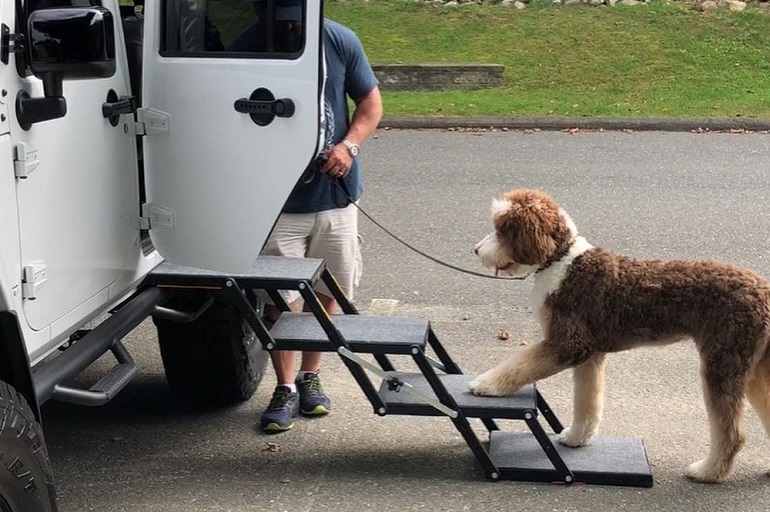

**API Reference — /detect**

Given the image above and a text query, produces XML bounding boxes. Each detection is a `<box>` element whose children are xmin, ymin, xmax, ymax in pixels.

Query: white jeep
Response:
<box><xmin>0</xmin><ymin>1</ymin><xmax>324</xmax><ymax>509</ymax></box>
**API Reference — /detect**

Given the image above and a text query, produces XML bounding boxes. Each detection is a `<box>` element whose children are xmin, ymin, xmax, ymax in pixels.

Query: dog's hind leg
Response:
<box><xmin>468</xmin><ymin>341</ymin><xmax>571</xmax><ymax>397</ymax></box>
<box><xmin>745</xmin><ymin>349</ymin><xmax>770</xmax><ymax>477</ymax></box>
<box><xmin>559</xmin><ymin>353</ymin><xmax>607</xmax><ymax>447</ymax></box>
<box><xmin>686</xmin><ymin>351</ymin><xmax>748</xmax><ymax>484</ymax></box>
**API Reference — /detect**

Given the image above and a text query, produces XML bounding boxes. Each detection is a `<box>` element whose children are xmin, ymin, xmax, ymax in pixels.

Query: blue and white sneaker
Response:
<box><xmin>260</xmin><ymin>385</ymin><xmax>299</xmax><ymax>432</ymax></box>
<box><xmin>297</xmin><ymin>372</ymin><xmax>331</xmax><ymax>416</ymax></box>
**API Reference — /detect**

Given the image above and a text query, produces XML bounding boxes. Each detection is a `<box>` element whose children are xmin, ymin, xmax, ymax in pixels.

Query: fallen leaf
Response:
<box><xmin>263</xmin><ymin>442</ymin><xmax>281</xmax><ymax>453</ymax></box>
<box><xmin>497</xmin><ymin>329</ymin><xmax>511</xmax><ymax>341</ymax></box>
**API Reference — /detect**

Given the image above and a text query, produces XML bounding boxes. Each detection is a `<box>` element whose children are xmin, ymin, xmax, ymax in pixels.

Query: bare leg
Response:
<box><xmin>686</xmin><ymin>360</ymin><xmax>747</xmax><ymax>483</ymax></box>
<box><xmin>299</xmin><ymin>292</ymin><xmax>337</xmax><ymax>372</ymax></box>
<box><xmin>266</xmin><ymin>292</ymin><xmax>338</xmax><ymax>382</ymax></box>
<box><xmin>559</xmin><ymin>353</ymin><xmax>607</xmax><ymax>447</ymax></box>
<box><xmin>264</xmin><ymin>302</ymin><xmax>298</xmax><ymax>386</ymax></box>
<box><xmin>469</xmin><ymin>342</ymin><xmax>571</xmax><ymax>397</ymax></box>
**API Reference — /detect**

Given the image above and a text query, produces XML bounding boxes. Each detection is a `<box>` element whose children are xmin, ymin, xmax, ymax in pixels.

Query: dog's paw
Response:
<box><xmin>685</xmin><ymin>459</ymin><xmax>727</xmax><ymax>484</ymax></box>
<box><xmin>558</xmin><ymin>425</ymin><xmax>593</xmax><ymax>448</ymax></box>
<box><xmin>468</xmin><ymin>373</ymin><xmax>508</xmax><ymax>397</ymax></box>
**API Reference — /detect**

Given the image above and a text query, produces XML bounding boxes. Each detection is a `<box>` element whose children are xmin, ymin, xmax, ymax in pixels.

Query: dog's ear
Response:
<box><xmin>495</xmin><ymin>191</ymin><xmax>570</xmax><ymax>265</ymax></box>
<box><xmin>496</xmin><ymin>207</ymin><xmax>557</xmax><ymax>265</ymax></box>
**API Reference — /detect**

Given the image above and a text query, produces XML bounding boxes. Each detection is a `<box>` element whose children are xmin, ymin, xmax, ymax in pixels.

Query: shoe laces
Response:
<box><xmin>302</xmin><ymin>374</ymin><xmax>324</xmax><ymax>395</ymax></box>
<box><xmin>268</xmin><ymin>388</ymin><xmax>293</xmax><ymax>410</ymax></box>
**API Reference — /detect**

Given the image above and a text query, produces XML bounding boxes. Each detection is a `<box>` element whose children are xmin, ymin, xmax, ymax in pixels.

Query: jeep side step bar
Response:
<box><xmin>50</xmin><ymin>340</ymin><xmax>137</xmax><ymax>406</ymax></box>
<box><xmin>32</xmin><ymin>287</ymin><xmax>169</xmax><ymax>406</ymax></box>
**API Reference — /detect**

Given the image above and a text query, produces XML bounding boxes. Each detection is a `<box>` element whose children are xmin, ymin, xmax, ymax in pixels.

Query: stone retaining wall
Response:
<box><xmin>372</xmin><ymin>63</ymin><xmax>505</xmax><ymax>90</ymax></box>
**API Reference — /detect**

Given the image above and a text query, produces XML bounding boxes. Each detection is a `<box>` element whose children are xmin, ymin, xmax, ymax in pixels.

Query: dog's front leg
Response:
<box><xmin>559</xmin><ymin>353</ymin><xmax>607</xmax><ymax>447</ymax></box>
<box><xmin>469</xmin><ymin>342</ymin><xmax>568</xmax><ymax>397</ymax></box>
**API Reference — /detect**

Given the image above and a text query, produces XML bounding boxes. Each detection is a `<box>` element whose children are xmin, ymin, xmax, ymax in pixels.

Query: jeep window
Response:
<box><xmin>161</xmin><ymin>0</ymin><xmax>307</xmax><ymax>59</ymax></box>
<box><xmin>29</xmin><ymin>0</ymin><xmax>100</xmax><ymax>7</ymax></box>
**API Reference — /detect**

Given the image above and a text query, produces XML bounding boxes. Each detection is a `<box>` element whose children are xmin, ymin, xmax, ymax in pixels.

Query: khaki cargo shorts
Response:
<box><xmin>261</xmin><ymin>203</ymin><xmax>362</xmax><ymax>305</ymax></box>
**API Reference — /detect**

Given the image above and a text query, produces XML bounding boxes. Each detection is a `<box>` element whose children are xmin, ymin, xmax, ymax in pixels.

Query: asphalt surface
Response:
<box><xmin>43</xmin><ymin>126</ymin><xmax>770</xmax><ymax>511</ymax></box>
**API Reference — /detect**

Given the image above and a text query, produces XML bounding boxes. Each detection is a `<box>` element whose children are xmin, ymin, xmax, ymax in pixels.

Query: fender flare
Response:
<box><xmin>0</xmin><ymin>311</ymin><xmax>40</xmax><ymax>421</ymax></box>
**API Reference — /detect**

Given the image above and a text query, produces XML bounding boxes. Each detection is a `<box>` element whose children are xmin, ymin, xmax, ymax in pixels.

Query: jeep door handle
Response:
<box><xmin>234</xmin><ymin>87</ymin><xmax>295</xmax><ymax>126</ymax></box>
<box><xmin>103</xmin><ymin>89</ymin><xmax>137</xmax><ymax>127</ymax></box>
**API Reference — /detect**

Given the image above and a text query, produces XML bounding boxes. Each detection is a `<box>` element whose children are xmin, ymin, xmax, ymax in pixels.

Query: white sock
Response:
<box><xmin>279</xmin><ymin>383</ymin><xmax>297</xmax><ymax>393</ymax></box>
<box><xmin>297</xmin><ymin>371</ymin><xmax>318</xmax><ymax>382</ymax></box>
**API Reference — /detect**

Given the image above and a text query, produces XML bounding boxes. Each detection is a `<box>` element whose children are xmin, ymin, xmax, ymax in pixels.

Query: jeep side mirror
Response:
<box><xmin>16</xmin><ymin>7</ymin><xmax>116</xmax><ymax>130</ymax></box>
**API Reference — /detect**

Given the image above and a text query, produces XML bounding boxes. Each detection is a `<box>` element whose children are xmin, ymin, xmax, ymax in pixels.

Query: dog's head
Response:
<box><xmin>474</xmin><ymin>189</ymin><xmax>577</xmax><ymax>277</ymax></box>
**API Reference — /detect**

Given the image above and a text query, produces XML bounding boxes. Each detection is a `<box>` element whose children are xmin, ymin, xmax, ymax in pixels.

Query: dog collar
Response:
<box><xmin>535</xmin><ymin>235</ymin><xmax>579</xmax><ymax>274</ymax></box>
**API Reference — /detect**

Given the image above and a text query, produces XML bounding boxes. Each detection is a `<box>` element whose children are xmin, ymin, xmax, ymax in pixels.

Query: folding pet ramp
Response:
<box><xmin>145</xmin><ymin>256</ymin><xmax>653</xmax><ymax>488</ymax></box>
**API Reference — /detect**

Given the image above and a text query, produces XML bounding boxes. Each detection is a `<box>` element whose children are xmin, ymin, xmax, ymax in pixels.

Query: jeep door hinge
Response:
<box><xmin>14</xmin><ymin>142</ymin><xmax>39</xmax><ymax>179</ymax></box>
<box><xmin>1</xmin><ymin>25</ymin><xmax>25</xmax><ymax>65</ymax></box>
<box><xmin>133</xmin><ymin>108</ymin><xmax>170</xmax><ymax>136</ymax></box>
<box><xmin>22</xmin><ymin>262</ymin><xmax>47</xmax><ymax>300</ymax></box>
<box><xmin>139</xmin><ymin>203</ymin><xmax>175</xmax><ymax>230</ymax></box>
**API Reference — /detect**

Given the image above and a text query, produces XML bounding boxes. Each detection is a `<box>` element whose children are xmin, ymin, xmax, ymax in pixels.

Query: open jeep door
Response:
<box><xmin>142</xmin><ymin>0</ymin><xmax>323</xmax><ymax>272</ymax></box>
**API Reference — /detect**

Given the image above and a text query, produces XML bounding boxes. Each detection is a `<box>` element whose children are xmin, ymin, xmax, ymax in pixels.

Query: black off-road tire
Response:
<box><xmin>0</xmin><ymin>381</ymin><xmax>57</xmax><ymax>512</ymax></box>
<box><xmin>153</xmin><ymin>292</ymin><xmax>268</xmax><ymax>406</ymax></box>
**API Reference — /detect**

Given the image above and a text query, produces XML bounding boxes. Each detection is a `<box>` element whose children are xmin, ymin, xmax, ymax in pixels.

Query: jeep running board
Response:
<box><xmin>32</xmin><ymin>287</ymin><xmax>169</xmax><ymax>406</ymax></box>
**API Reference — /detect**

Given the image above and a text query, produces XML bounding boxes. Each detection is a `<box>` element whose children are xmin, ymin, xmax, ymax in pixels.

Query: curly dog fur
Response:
<box><xmin>469</xmin><ymin>188</ymin><xmax>770</xmax><ymax>483</ymax></box>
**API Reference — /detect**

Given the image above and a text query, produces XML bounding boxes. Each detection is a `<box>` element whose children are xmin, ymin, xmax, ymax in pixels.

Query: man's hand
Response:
<box><xmin>321</xmin><ymin>86</ymin><xmax>382</xmax><ymax>179</ymax></box>
<box><xmin>321</xmin><ymin>143</ymin><xmax>354</xmax><ymax>178</ymax></box>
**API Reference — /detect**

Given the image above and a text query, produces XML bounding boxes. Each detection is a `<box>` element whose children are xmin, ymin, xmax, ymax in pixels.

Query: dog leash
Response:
<box><xmin>332</xmin><ymin>178</ymin><xmax>527</xmax><ymax>281</ymax></box>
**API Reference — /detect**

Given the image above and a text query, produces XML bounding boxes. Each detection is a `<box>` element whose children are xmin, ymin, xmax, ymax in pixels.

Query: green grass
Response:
<box><xmin>324</xmin><ymin>0</ymin><xmax>770</xmax><ymax>119</ymax></box>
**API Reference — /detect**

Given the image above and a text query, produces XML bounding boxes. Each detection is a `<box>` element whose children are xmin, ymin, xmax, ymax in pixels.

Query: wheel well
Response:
<box><xmin>0</xmin><ymin>312</ymin><xmax>40</xmax><ymax>421</ymax></box>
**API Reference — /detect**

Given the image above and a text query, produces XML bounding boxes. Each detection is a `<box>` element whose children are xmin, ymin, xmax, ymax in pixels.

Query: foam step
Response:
<box><xmin>489</xmin><ymin>431</ymin><xmax>653</xmax><ymax>487</ymax></box>
<box><xmin>377</xmin><ymin>373</ymin><xmax>537</xmax><ymax>418</ymax></box>
<box><xmin>147</xmin><ymin>255</ymin><xmax>325</xmax><ymax>288</ymax></box>
<box><xmin>270</xmin><ymin>313</ymin><xmax>430</xmax><ymax>353</ymax></box>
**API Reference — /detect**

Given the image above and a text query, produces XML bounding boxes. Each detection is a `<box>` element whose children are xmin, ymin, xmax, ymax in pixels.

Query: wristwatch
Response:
<box><xmin>342</xmin><ymin>139</ymin><xmax>360</xmax><ymax>158</ymax></box>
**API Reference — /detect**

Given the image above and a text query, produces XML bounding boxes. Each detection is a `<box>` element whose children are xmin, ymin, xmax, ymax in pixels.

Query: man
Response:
<box><xmin>231</xmin><ymin>1</ymin><xmax>383</xmax><ymax>432</ymax></box>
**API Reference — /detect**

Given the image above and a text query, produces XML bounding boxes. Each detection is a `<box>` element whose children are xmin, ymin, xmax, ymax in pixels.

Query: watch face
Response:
<box><xmin>345</xmin><ymin>140</ymin><xmax>359</xmax><ymax>157</ymax></box>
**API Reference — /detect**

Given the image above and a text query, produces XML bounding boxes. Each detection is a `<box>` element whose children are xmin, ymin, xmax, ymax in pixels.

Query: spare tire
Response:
<box><xmin>153</xmin><ymin>291</ymin><xmax>269</xmax><ymax>406</ymax></box>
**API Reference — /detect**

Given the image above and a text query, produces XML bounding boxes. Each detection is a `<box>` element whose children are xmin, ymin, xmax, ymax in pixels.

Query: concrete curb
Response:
<box><xmin>379</xmin><ymin>116</ymin><xmax>770</xmax><ymax>132</ymax></box>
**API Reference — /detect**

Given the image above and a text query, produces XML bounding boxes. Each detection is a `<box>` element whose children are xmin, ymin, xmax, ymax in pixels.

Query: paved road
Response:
<box><xmin>44</xmin><ymin>129</ymin><xmax>770</xmax><ymax>511</ymax></box>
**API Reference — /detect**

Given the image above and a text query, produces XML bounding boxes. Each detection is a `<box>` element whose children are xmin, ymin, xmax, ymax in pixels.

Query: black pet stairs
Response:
<box><xmin>145</xmin><ymin>255</ymin><xmax>653</xmax><ymax>487</ymax></box>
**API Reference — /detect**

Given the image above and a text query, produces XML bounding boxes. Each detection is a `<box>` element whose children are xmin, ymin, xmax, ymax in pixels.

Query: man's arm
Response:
<box><xmin>322</xmin><ymin>86</ymin><xmax>383</xmax><ymax>177</ymax></box>
<box><xmin>345</xmin><ymin>86</ymin><xmax>383</xmax><ymax>147</ymax></box>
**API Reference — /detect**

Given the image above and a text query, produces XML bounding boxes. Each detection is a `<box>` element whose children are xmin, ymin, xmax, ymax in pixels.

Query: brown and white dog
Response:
<box><xmin>469</xmin><ymin>188</ymin><xmax>770</xmax><ymax>483</ymax></box>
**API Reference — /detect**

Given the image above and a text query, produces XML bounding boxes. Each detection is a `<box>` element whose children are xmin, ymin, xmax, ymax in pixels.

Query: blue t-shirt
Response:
<box><xmin>230</xmin><ymin>20</ymin><xmax>378</xmax><ymax>213</ymax></box>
